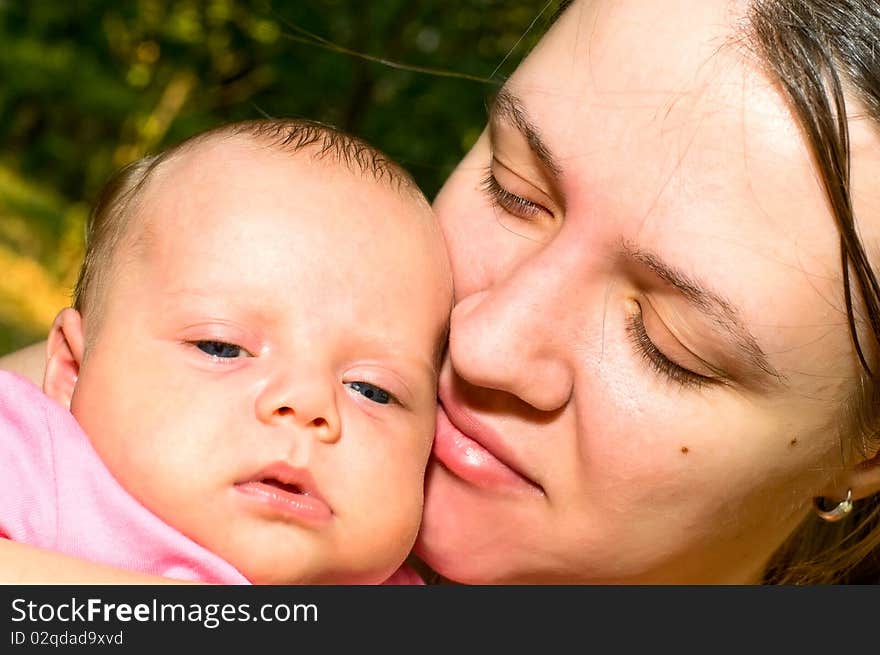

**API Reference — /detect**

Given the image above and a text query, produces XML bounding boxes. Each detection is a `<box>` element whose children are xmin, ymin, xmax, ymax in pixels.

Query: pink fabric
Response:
<box><xmin>0</xmin><ymin>370</ymin><xmax>249</xmax><ymax>584</ymax></box>
<box><xmin>0</xmin><ymin>371</ymin><xmax>423</xmax><ymax>585</ymax></box>
<box><xmin>382</xmin><ymin>563</ymin><xmax>425</xmax><ymax>585</ymax></box>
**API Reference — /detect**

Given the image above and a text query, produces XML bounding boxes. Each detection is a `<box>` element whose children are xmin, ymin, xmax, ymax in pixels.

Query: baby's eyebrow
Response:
<box><xmin>489</xmin><ymin>87</ymin><xmax>562</xmax><ymax>178</ymax></box>
<box><xmin>620</xmin><ymin>239</ymin><xmax>785</xmax><ymax>387</ymax></box>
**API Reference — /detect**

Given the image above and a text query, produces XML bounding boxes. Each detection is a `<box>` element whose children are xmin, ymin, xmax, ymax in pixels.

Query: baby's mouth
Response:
<box><xmin>258</xmin><ymin>479</ymin><xmax>305</xmax><ymax>496</ymax></box>
<box><xmin>234</xmin><ymin>462</ymin><xmax>332</xmax><ymax>524</ymax></box>
<box><xmin>235</xmin><ymin>461</ymin><xmax>325</xmax><ymax>501</ymax></box>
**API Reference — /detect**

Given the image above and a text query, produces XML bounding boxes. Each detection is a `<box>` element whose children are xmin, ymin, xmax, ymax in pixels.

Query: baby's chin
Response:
<box><xmin>225</xmin><ymin>542</ymin><xmax>403</xmax><ymax>585</ymax></box>
<box><xmin>242</xmin><ymin>562</ymin><xmax>399</xmax><ymax>585</ymax></box>
<box><xmin>212</xmin><ymin>508</ymin><xmax>421</xmax><ymax>585</ymax></box>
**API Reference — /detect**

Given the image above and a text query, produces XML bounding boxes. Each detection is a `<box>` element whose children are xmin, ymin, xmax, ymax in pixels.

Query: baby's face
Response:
<box><xmin>69</xmin><ymin>138</ymin><xmax>452</xmax><ymax>583</ymax></box>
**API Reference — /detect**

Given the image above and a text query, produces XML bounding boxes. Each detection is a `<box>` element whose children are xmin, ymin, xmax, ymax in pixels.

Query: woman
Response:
<box><xmin>4</xmin><ymin>0</ymin><xmax>880</xmax><ymax>584</ymax></box>
<box><xmin>416</xmin><ymin>0</ymin><xmax>880</xmax><ymax>584</ymax></box>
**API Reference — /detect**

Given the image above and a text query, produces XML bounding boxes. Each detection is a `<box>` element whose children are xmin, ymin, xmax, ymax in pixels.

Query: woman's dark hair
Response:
<box><xmin>743</xmin><ymin>0</ymin><xmax>880</xmax><ymax>584</ymax></box>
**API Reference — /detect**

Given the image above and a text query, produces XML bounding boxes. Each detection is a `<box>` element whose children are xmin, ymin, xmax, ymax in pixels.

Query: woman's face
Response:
<box><xmin>417</xmin><ymin>0</ymin><xmax>880</xmax><ymax>583</ymax></box>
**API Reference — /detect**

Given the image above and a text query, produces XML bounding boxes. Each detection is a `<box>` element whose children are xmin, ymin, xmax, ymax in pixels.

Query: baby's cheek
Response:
<box><xmin>415</xmin><ymin>406</ymin><xmax>440</xmax><ymax>452</ymax></box>
<box><xmin>374</xmin><ymin>440</ymin><xmax>427</xmax><ymax>518</ymax></box>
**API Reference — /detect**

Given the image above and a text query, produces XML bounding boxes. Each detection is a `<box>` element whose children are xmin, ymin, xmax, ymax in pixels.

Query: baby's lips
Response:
<box><xmin>236</xmin><ymin>461</ymin><xmax>328</xmax><ymax>505</ymax></box>
<box><xmin>234</xmin><ymin>461</ymin><xmax>334</xmax><ymax>525</ymax></box>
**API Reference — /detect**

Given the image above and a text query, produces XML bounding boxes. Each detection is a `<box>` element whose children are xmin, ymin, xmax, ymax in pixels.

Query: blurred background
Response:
<box><xmin>0</xmin><ymin>0</ymin><xmax>561</xmax><ymax>356</ymax></box>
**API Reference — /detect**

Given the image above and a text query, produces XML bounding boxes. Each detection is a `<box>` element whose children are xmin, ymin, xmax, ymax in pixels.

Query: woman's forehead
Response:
<box><xmin>513</xmin><ymin>1</ymin><xmax>769</xmax><ymax>138</ymax></box>
<box><xmin>514</xmin><ymin>0</ymin><xmax>880</xmax><ymax>274</ymax></box>
<box><xmin>502</xmin><ymin>0</ymin><xmax>849</xmax><ymax>249</ymax></box>
<box><xmin>530</xmin><ymin>0</ymin><xmax>745</xmax><ymax>86</ymax></box>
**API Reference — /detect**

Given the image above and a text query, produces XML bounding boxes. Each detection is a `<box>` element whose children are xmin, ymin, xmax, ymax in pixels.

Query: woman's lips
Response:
<box><xmin>234</xmin><ymin>462</ymin><xmax>332</xmax><ymax>525</ymax></box>
<box><xmin>432</xmin><ymin>400</ymin><xmax>544</xmax><ymax>497</ymax></box>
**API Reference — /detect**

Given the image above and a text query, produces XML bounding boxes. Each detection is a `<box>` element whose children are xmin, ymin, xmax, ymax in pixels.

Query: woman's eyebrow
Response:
<box><xmin>489</xmin><ymin>87</ymin><xmax>562</xmax><ymax>177</ymax></box>
<box><xmin>621</xmin><ymin>241</ymin><xmax>785</xmax><ymax>385</ymax></box>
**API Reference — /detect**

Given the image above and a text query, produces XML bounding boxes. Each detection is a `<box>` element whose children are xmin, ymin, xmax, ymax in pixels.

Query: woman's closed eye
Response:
<box><xmin>192</xmin><ymin>340</ymin><xmax>251</xmax><ymax>359</ymax></box>
<box><xmin>347</xmin><ymin>381</ymin><xmax>396</xmax><ymax>405</ymax></box>
<box><xmin>626</xmin><ymin>303</ymin><xmax>721</xmax><ymax>390</ymax></box>
<box><xmin>479</xmin><ymin>155</ymin><xmax>561</xmax><ymax>242</ymax></box>
<box><xmin>481</xmin><ymin>168</ymin><xmax>548</xmax><ymax>221</ymax></box>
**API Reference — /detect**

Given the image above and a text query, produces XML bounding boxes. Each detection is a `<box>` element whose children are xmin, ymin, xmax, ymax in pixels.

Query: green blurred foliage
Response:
<box><xmin>0</xmin><ymin>0</ymin><xmax>563</xmax><ymax>355</ymax></box>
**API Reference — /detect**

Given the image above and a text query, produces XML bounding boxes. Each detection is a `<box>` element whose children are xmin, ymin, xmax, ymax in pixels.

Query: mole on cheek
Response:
<box><xmin>680</xmin><ymin>446</ymin><xmax>689</xmax><ymax>454</ymax></box>
<box><xmin>790</xmin><ymin>438</ymin><xmax>798</xmax><ymax>447</ymax></box>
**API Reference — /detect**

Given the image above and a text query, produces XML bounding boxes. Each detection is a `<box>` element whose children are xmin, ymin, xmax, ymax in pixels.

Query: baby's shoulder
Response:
<box><xmin>0</xmin><ymin>369</ymin><xmax>54</xmax><ymax>420</ymax></box>
<box><xmin>0</xmin><ymin>369</ymin><xmax>80</xmax><ymax>447</ymax></box>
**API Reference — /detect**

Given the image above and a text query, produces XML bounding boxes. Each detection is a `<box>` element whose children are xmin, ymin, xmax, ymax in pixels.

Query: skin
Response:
<box><xmin>43</xmin><ymin>136</ymin><xmax>452</xmax><ymax>584</ymax></box>
<box><xmin>415</xmin><ymin>0</ymin><xmax>880</xmax><ymax>583</ymax></box>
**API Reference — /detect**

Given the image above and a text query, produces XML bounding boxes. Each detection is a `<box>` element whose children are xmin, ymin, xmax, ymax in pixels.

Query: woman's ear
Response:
<box><xmin>839</xmin><ymin>448</ymin><xmax>880</xmax><ymax>503</ymax></box>
<box><xmin>43</xmin><ymin>308</ymin><xmax>85</xmax><ymax>410</ymax></box>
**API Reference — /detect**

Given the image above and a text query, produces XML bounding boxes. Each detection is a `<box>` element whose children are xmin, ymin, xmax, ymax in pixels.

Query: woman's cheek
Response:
<box><xmin>434</xmin><ymin>150</ymin><xmax>494</xmax><ymax>299</ymax></box>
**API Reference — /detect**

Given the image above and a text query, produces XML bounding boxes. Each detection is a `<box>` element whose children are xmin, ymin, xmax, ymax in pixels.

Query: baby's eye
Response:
<box><xmin>347</xmin><ymin>381</ymin><xmax>394</xmax><ymax>405</ymax></box>
<box><xmin>194</xmin><ymin>340</ymin><xmax>247</xmax><ymax>359</ymax></box>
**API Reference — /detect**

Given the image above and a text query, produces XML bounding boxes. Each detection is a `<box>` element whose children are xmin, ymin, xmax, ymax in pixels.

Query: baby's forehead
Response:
<box><xmin>153</xmin><ymin>134</ymin><xmax>307</xmax><ymax>186</ymax></box>
<box><xmin>148</xmin><ymin>132</ymin><xmax>429</xmax><ymax>215</ymax></box>
<box><xmin>133</xmin><ymin>133</ymin><xmax>436</xmax><ymax>253</ymax></box>
<box><xmin>124</xmin><ymin>132</ymin><xmax>447</xmax><ymax>304</ymax></box>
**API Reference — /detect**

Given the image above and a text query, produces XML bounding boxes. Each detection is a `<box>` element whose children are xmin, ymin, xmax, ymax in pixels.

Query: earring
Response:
<box><xmin>813</xmin><ymin>489</ymin><xmax>853</xmax><ymax>522</ymax></box>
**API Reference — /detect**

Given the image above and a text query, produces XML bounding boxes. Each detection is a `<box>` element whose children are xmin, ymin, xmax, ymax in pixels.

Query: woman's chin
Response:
<box><xmin>412</xmin><ymin>533</ymin><xmax>505</xmax><ymax>585</ymax></box>
<box><xmin>416</xmin><ymin>460</ymin><xmax>531</xmax><ymax>584</ymax></box>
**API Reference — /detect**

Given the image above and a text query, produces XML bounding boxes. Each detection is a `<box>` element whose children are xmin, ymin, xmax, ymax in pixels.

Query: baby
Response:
<box><xmin>0</xmin><ymin>119</ymin><xmax>452</xmax><ymax>584</ymax></box>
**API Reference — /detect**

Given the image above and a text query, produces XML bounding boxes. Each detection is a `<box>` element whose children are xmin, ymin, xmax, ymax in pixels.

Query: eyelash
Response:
<box><xmin>347</xmin><ymin>381</ymin><xmax>396</xmax><ymax>406</ymax></box>
<box><xmin>480</xmin><ymin>168</ymin><xmax>545</xmax><ymax>221</ymax></box>
<box><xmin>192</xmin><ymin>340</ymin><xmax>250</xmax><ymax>360</ymax></box>
<box><xmin>626</xmin><ymin>308</ymin><xmax>710</xmax><ymax>390</ymax></box>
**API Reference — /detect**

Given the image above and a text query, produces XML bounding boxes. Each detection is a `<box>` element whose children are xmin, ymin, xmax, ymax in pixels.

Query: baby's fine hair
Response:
<box><xmin>73</xmin><ymin>118</ymin><xmax>427</xmax><ymax>317</ymax></box>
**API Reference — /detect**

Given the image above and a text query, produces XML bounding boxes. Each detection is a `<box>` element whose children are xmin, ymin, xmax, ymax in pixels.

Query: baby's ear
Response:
<box><xmin>43</xmin><ymin>308</ymin><xmax>85</xmax><ymax>410</ymax></box>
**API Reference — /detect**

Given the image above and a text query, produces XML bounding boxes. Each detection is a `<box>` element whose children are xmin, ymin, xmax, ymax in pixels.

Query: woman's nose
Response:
<box><xmin>447</xmin><ymin>251</ymin><xmax>580</xmax><ymax>412</ymax></box>
<box><xmin>254</xmin><ymin>371</ymin><xmax>341</xmax><ymax>443</ymax></box>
